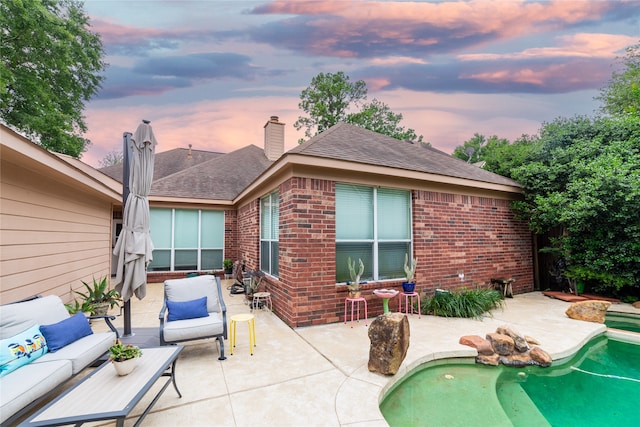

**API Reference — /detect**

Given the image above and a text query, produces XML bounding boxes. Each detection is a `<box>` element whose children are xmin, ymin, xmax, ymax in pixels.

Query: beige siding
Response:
<box><xmin>1</xmin><ymin>155</ymin><xmax>113</xmax><ymax>304</ymax></box>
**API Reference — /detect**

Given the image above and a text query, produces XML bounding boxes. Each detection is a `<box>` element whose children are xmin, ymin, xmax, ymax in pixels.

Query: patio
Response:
<box><xmin>32</xmin><ymin>282</ymin><xmax>616</xmax><ymax>426</ymax></box>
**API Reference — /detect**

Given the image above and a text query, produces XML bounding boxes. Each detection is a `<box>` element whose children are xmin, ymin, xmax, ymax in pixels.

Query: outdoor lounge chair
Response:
<box><xmin>159</xmin><ymin>275</ymin><xmax>228</xmax><ymax>360</ymax></box>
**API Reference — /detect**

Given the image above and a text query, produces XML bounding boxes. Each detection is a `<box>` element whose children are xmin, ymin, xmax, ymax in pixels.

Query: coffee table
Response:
<box><xmin>20</xmin><ymin>346</ymin><xmax>183</xmax><ymax>427</ymax></box>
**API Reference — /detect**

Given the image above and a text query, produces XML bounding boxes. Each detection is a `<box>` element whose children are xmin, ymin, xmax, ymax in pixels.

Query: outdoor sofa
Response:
<box><xmin>0</xmin><ymin>295</ymin><xmax>118</xmax><ymax>425</ymax></box>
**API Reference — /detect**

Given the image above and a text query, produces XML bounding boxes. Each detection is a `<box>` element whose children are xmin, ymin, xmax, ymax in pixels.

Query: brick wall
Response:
<box><xmin>238</xmin><ymin>181</ymin><xmax>534</xmax><ymax>328</ymax></box>
<box><xmin>224</xmin><ymin>209</ymin><xmax>238</xmax><ymax>263</ymax></box>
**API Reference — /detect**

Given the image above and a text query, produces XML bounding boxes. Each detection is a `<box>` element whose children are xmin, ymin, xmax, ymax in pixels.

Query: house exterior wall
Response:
<box><xmin>249</xmin><ymin>177</ymin><xmax>533</xmax><ymax>328</ymax></box>
<box><xmin>1</xmin><ymin>158</ymin><xmax>113</xmax><ymax>304</ymax></box>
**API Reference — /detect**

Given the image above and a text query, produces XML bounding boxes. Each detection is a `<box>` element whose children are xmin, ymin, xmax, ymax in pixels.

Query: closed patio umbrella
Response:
<box><xmin>113</xmin><ymin>120</ymin><xmax>157</xmax><ymax>335</ymax></box>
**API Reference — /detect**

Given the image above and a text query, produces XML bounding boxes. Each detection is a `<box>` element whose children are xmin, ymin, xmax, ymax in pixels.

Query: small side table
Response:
<box><xmin>399</xmin><ymin>291</ymin><xmax>421</xmax><ymax>318</ymax></box>
<box><xmin>344</xmin><ymin>297</ymin><xmax>368</xmax><ymax>327</ymax></box>
<box><xmin>230</xmin><ymin>313</ymin><xmax>256</xmax><ymax>355</ymax></box>
<box><xmin>252</xmin><ymin>291</ymin><xmax>273</xmax><ymax>311</ymax></box>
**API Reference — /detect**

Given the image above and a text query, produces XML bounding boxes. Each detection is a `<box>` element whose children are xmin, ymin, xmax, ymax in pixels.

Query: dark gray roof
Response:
<box><xmin>150</xmin><ymin>145</ymin><xmax>272</xmax><ymax>200</ymax></box>
<box><xmin>288</xmin><ymin>122</ymin><xmax>520</xmax><ymax>187</ymax></box>
<box><xmin>99</xmin><ymin>148</ymin><xmax>222</xmax><ymax>183</ymax></box>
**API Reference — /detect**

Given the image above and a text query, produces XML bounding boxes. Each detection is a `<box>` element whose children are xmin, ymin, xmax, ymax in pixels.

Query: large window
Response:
<box><xmin>336</xmin><ymin>183</ymin><xmax>411</xmax><ymax>282</ymax></box>
<box><xmin>260</xmin><ymin>191</ymin><xmax>279</xmax><ymax>276</ymax></box>
<box><xmin>148</xmin><ymin>208</ymin><xmax>224</xmax><ymax>271</ymax></box>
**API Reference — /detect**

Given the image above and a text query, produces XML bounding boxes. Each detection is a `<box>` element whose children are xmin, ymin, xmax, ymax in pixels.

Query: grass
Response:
<box><xmin>421</xmin><ymin>288</ymin><xmax>504</xmax><ymax>319</ymax></box>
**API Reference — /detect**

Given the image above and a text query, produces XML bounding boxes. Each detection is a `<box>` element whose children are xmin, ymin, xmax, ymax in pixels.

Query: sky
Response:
<box><xmin>80</xmin><ymin>0</ymin><xmax>639</xmax><ymax>167</ymax></box>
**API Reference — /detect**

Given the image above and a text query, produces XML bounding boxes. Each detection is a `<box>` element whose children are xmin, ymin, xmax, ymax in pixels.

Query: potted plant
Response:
<box><xmin>347</xmin><ymin>257</ymin><xmax>365</xmax><ymax>298</ymax></box>
<box><xmin>402</xmin><ymin>253</ymin><xmax>418</xmax><ymax>293</ymax></box>
<box><xmin>108</xmin><ymin>339</ymin><xmax>143</xmax><ymax>376</ymax></box>
<box><xmin>75</xmin><ymin>276</ymin><xmax>120</xmax><ymax>316</ymax></box>
<box><xmin>223</xmin><ymin>258</ymin><xmax>233</xmax><ymax>274</ymax></box>
<box><xmin>64</xmin><ymin>299</ymin><xmax>93</xmax><ymax>316</ymax></box>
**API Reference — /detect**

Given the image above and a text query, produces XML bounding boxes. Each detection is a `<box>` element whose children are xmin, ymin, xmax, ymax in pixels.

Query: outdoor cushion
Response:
<box><xmin>0</xmin><ymin>359</ymin><xmax>71</xmax><ymax>424</ymax></box>
<box><xmin>35</xmin><ymin>330</ymin><xmax>116</xmax><ymax>375</ymax></box>
<box><xmin>0</xmin><ymin>295</ymin><xmax>69</xmax><ymax>339</ymax></box>
<box><xmin>164</xmin><ymin>275</ymin><xmax>220</xmax><ymax>313</ymax></box>
<box><xmin>40</xmin><ymin>313</ymin><xmax>93</xmax><ymax>352</ymax></box>
<box><xmin>162</xmin><ymin>312</ymin><xmax>225</xmax><ymax>343</ymax></box>
<box><xmin>167</xmin><ymin>296</ymin><xmax>209</xmax><ymax>322</ymax></box>
<box><xmin>0</xmin><ymin>324</ymin><xmax>48</xmax><ymax>377</ymax></box>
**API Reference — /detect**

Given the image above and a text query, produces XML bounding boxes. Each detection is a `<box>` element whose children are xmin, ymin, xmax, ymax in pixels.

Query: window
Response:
<box><xmin>335</xmin><ymin>183</ymin><xmax>411</xmax><ymax>282</ymax></box>
<box><xmin>148</xmin><ymin>208</ymin><xmax>224</xmax><ymax>271</ymax></box>
<box><xmin>260</xmin><ymin>191</ymin><xmax>279</xmax><ymax>276</ymax></box>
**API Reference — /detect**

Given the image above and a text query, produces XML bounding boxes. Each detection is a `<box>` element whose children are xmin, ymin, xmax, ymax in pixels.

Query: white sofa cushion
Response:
<box><xmin>162</xmin><ymin>313</ymin><xmax>224</xmax><ymax>343</ymax></box>
<box><xmin>164</xmin><ymin>275</ymin><xmax>220</xmax><ymax>313</ymax></box>
<box><xmin>0</xmin><ymin>359</ymin><xmax>71</xmax><ymax>424</ymax></box>
<box><xmin>35</xmin><ymin>331</ymin><xmax>116</xmax><ymax>375</ymax></box>
<box><xmin>0</xmin><ymin>295</ymin><xmax>69</xmax><ymax>339</ymax></box>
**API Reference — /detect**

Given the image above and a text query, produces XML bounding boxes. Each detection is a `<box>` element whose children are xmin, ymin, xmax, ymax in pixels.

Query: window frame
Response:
<box><xmin>260</xmin><ymin>190</ymin><xmax>279</xmax><ymax>277</ymax></box>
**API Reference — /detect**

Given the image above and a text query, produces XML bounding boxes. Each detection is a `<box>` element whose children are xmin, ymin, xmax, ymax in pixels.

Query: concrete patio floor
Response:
<box><xmin>39</xmin><ymin>281</ymin><xmax>639</xmax><ymax>426</ymax></box>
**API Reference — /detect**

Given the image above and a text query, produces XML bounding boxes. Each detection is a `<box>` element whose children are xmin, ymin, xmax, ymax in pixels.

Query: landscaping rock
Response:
<box><xmin>368</xmin><ymin>313</ymin><xmax>409</xmax><ymax>375</ymax></box>
<box><xmin>525</xmin><ymin>335</ymin><xmax>540</xmax><ymax>345</ymax></box>
<box><xmin>633</xmin><ymin>301</ymin><xmax>640</xmax><ymax>309</ymax></box>
<box><xmin>496</xmin><ymin>326</ymin><xmax>529</xmax><ymax>353</ymax></box>
<box><xmin>476</xmin><ymin>353</ymin><xmax>501</xmax><ymax>366</ymax></box>
<box><xmin>500</xmin><ymin>353</ymin><xmax>537</xmax><ymax>367</ymax></box>
<box><xmin>459</xmin><ymin>335</ymin><xmax>494</xmax><ymax>355</ymax></box>
<box><xmin>565</xmin><ymin>300</ymin><xmax>611</xmax><ymax>323</ymax></box>
<box><xmin>530</xmin><ymin>346</ymin><xmax>552</xmax><ymax>367</ymax></box>
<box><xmin>486</xmin><ymin>332</ymin><xmax>514</xmax><ymax>356</ymax></box>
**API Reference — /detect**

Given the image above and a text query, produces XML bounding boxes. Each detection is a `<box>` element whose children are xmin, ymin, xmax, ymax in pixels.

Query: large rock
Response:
<box><xmin>486</xmin><ymin>333</ymin><xmax>514</xmax><ymax>356</ymax></box>
<box><xmin>459</xmin><ymin>335</ymin><xmax>494</xmax><ymax>355</ymax></box>
<box><xmin>496</xmin><ymin>326</ymin><xmax>529</xmax><ymax>353</ymax></box>
<box><xmin>530</xmin><ymin>346</ymin><xmax>552</xmax><ymax>367</ymax></box>
<box><xmin>500</xmin><ymin>353</ymin><xmax>537</xmax><ymax>367</ymax></box>
<box><xmin>633</xmin><ymin>301</ymin><xmax>640</xmax><ymax>309</ymax></box>
<box><xmin>368</xmin><ymin>313</ymin><xmax>410</xmax><ymax>375</ymax></box>
<box><xmin>476</xmin><ymin>353</ymin><xmax>501</xmax><ymax>366</ymax></box>
<box><xmin>565</xmin><ymin>300</ymin><xmax>611</xmax><ymax>323</ymax></box>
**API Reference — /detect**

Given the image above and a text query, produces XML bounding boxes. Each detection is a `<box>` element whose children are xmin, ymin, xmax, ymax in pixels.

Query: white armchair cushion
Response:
<box><xmin>162</xmin><ymin>313</ymin><xmax>224</xmax><ymax>343</ymax></box>
<box><xmin>164</xmin><ymin>275</ymin><xmax>220</xmax><ymax>313</ymax></box>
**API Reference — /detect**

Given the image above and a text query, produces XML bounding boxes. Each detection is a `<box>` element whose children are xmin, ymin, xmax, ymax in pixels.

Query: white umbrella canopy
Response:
<box><xmin>113</xmin><ymin>121</ymin><xmax>157</xmax><ymax>302</ymax></box>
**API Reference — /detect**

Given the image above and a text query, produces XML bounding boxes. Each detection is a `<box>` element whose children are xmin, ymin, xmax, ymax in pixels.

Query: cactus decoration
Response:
<box><xmin>347</xmin><ymin>257</ymin><xmax>365</xmax><ymax>291</ymax></box>
<box><xmin>404</xmin><ymin>253</ymin><xmax>418</xmax><ymax>283</ymax></box>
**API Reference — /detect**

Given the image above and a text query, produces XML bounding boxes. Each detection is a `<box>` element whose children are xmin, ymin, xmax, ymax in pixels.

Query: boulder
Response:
<box><xmin>476</xmin><ymin>353</ymin><xmax>501</xmax><ymax>366</ymax></box>
<box><xmin>633</xmin><ymin>301</ymin><xmax>640</xmax><ymax>309</ymax></box>
<box><xmin>459</xmin><ymin>335</ymin><xmax>494</xmax><ymax>355</ymax></box>
<box><xmin>368</xmin><ymin>313</ymin><xmax>410</xmax><ymax>375</ymax></box>
<box><xmin>486</xmin><ymin>333</ymin><xmax>514</xmax><ymax>356</ymax></box>
<box><xmin>525</xmin><ymin>335</ymin><xmax>540</xmax><ymax>346</ymax></box>
<box><xmin>530</xmin><ymin>346</ymin><xmax>552</xmax><ymax>367</ymax></box>
<box><xmin>499</xmin><ymin>353</ymin><xmax>537</xmax><ymax>367</ymax></box>
<box><xmin>565</xmin><ymin>300</ymin><xmax>612</xmax><ymax>323</ymax></box>
<box><xmin>496</xmin><ymin>326</ymin><xmax>529</xmax><ymax>353</ymax></box>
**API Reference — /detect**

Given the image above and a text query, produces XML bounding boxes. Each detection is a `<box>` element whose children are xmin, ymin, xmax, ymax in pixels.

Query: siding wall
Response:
<box><xmin>0</xmin><ymin>160</ymin><xmax>113</xmax><ymax>304</ymax></box>
<box><xmin>252</xmin><ymin>177</ymin><xmax>533</xmax><ymax>328</ymax></box>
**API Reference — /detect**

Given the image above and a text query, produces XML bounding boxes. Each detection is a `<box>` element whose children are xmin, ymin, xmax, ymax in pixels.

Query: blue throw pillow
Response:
<box><xmin>40</xmin><ymin>312</ymin><xmax>93</xmax><ymax>352</ymax></box>
<box><xmin>0</xmin><ymin>324</ymin><xmax>48</xmax><ymax>377</ymax></box>
<box><xmin>167</xmin><ymin>296</ymin><xmax>209</xmax><ymax>322</ymax></box>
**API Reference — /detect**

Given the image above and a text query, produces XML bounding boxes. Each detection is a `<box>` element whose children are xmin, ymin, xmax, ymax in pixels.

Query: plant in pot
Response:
<box><xmin>402</xmin><ymin>253</ymin><xmax>418</xmax><ymax>293</ymax></box>
<box><xmin>223</xmin><ymin>258</ymin><xmax>233</xmax><ymax>274</ymax></box>
<box><xmin>108</xmin><ymin>339</ymin><xmax>143</xmax><ymax>376</ymax></box>
<box><xmin>75</xmin><ymin>276</ymin><xmax>120</xmax><ymax>316</ymax></box>
<box><xmin>64</xmin><ymin>299</ymin><xmax>94</xmax><ymax>316</ymax></box>
<box><xmin>347</xmin><ymin>257</ymin><xmax>365</xmax><ymax>298</ymax></box>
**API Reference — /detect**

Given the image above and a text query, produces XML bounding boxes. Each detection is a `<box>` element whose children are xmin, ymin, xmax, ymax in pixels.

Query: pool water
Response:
<box><xmin>380</xmin><ymin>336</ymin><xmax>640</xmax><ymax>427</ymax></box>
<box><xmin>605</xmin><ymin>313</ymin><xmax>640</xmax><ymax>333</ymax></box>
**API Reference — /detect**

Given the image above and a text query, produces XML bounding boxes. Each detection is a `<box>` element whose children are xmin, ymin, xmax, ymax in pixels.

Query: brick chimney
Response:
<box><xmin>264</xmin><ymin>115</ymin><xmax>284</xmax><ymax>161</ymax></box>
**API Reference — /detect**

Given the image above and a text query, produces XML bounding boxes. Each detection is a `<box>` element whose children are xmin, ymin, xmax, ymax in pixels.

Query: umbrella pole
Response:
<box><xmin>122</xmin><ymin>131</ymin><xmax>133</xmax><ymax>337</ymax></box>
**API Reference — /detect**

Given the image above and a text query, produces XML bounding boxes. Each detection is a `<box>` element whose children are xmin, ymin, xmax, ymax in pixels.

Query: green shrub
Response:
<box><xmin>421</xmin><ymin>288</ymin><xmax>504</xmax><ymax>319</ymax></box>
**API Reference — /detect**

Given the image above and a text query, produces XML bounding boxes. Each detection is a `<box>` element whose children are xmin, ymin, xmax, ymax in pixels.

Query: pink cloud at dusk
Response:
<box><xmin>80</xmin><ymin>1</ymin><xmax>638</xmax><ymax>168</ymax></box>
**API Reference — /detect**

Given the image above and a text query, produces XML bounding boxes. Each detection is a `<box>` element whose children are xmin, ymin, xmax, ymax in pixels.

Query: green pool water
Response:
<box><xmin>605</xmin><ymin>313</ymin><xmax>640</xmax><ymax>333</ymax></box>
<box><xmin>380</xmin><ymin>335</ymin><xmax>640</xmax><ymax>427</ymax></box>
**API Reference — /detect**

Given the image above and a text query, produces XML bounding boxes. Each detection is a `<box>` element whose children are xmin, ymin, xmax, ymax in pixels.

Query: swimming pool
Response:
<box><xmin>380</xmin><ymin>334</ymin><xmax>640</xmax><ymax>427</ymax></box>
<box><xmin>605</xmin><ymin>312</ymin><xmax>640</xmax><ymax>333</ymax></box>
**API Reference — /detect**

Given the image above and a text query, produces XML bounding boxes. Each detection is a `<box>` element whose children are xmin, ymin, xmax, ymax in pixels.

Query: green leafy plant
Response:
<box><xmin>223</xmin><ymin>259</ymin><xmax>233</xmax><ymax>271</ymax></box>
<box><xmin>64</xmin><ymin>299</ymin><xmax>93</xmax><ymax>315</ymax></box>
<box><xmin>108</xmin><ymin>340</ymin><xmax>142</xmax><ymax>362</ymax></box>
<box><xmin>75</xmin><ymin>276</ymin><xmax>120</xmax><ymax>314</ymax></box>
<box><xmin>422</xmin><ymin>288</ymin><xmax>504</xmax><ymax>319</ymax></box>
<box><xmin>403</xmin><ymin>253</ymin><xmax>418</xmax><ymax>283</ymax></box>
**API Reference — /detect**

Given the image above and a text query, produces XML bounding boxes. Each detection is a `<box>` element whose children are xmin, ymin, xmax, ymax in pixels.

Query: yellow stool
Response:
<box><xmin>230</xmin><ymin>313</ymin><xmax>256</xmax><ymax>355</ymax></box>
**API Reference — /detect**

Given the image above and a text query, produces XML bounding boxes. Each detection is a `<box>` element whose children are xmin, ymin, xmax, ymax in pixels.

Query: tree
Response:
<box><xmin>596</xmin><ymin>42</ymin><xmax>640</xmax><ymax>116</ymax></box>
<box><xmin>511</xmin><ymin>115</ymin><xmax>640</xmax><ymax>291</ymax></box>
<box><xmin>452</xmin><ymin>133</ymin><xmax>509</xmax><ymax>164</ymax></box>
<box><xmin>100</xmin><ymin>150</ymin><xmax>123</xmax><ymax>168</ymax></box>
<box><xmin>0</xmin><ymin>0</ymin><xmax>106</xmax><ymax>157</ymax></box>
<box><xmin>294</xmin><ymin>71</ymin><xmax>424</xmax><ymax>143</ymax></box>
<box><xmin>348</xmin><ymin>98</ymin><xmax>424</xmax><ymax>143</ymax></box>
